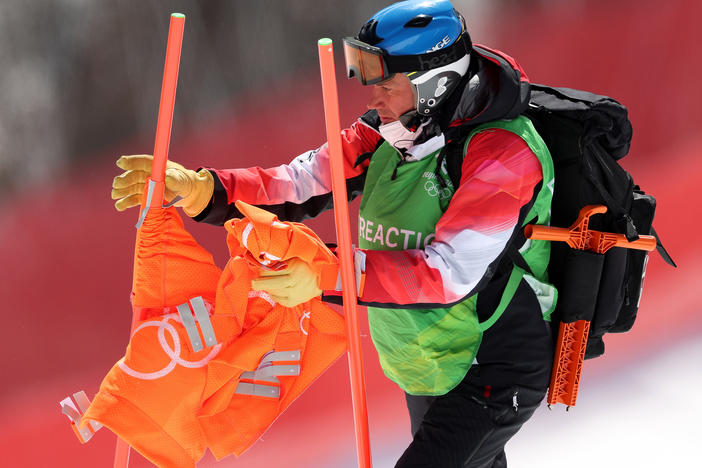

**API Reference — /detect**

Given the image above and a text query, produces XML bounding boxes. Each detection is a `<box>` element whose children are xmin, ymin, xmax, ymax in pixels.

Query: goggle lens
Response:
<box><xmin>343</xmin><ymin>38</ymin><xmax>389</xmax><ymax>86</ymax></box>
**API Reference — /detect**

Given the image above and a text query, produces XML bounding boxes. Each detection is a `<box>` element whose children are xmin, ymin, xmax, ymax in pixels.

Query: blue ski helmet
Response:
<box><xmin>343</xmin><ymin>0</ymin><xmax>472</xmax><ymax>116</ymax></box>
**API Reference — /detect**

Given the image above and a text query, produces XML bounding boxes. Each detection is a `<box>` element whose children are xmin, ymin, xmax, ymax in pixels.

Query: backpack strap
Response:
<box><xmin>440</xmin><ymin>138</ymin><xmax>466</xmax><ymax>190</ymax></box>
<box><xmin>584</xmin><ymin>143</ymin><xmax>641</xmax><ymax>241</ymax></box>
<box><xmin>651</xmin><ymin>226</ymin><xmax>677</xmax><ymax>267</ymax></box>
<box><xmin>508</xmin><ymin>242</ymin><xmax>533</xmax><ymax>274</ymax></box>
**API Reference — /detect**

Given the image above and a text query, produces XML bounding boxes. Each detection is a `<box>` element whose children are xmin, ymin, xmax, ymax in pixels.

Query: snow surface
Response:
<box><xmin>286</xmin><ymin>334</ymin><xmax>702</xmax><ymax>468</ymax></box>
<box><xmin>508</xmin><ymin>335</ymin><xmax>702</xmax><ymax>468</ymax></box>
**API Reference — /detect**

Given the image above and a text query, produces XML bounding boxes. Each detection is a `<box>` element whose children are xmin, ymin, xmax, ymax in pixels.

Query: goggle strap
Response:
<box><xmin>384</xmin><ymin>34</ymin><xmax>472</xmax><ymax>73</ymax></box>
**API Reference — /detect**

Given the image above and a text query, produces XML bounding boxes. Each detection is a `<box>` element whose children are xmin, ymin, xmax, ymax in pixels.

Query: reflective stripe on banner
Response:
<box><xmin>240</xmin><ymin>370</ymin><xmax>276</xmax><ymax>383</ymax></box>
<box><xmin>176</xmin><ymin>296</ymin><xmax>218</xmax><ymax>352</ymax></box>
<box><xmin>234</xmin><ymin>382</ymin><xmax>281</xmax><ymax>399</ymax></box>
<box><xmin>59</xmin><ymin>391</ymin><xmax>102</xmax><ymax>443</ymax></box>
<box><xmin>135</xmin><ymin>179</ymin><xmax>157</xmax><ymax>229</ymax></box>
<box><xmin>190</xmin><ymin>296</ymin><xmax>218</xmax><ymax>348</ymax></box>
<box><xmin>261</xmin><ymin>350</ymin><xmax>301</xmax><ymax>365</ymax></box>
<box><xmin>176</xmin><ymin>302</ymin><xmax>204</xmax><ymax>352</ymax></box>
<box><xmin>73</xmin><ymin>391</ymin><xmax>101</xmax><ymax>432</ymax></box>
<box><xmin>240</xmin><ymin>364</ymin><xmax>300</xmax><ymax>383</ymax></box>
<box><xmin>234</xmin><ymin>350</ymin><xmax>302</xmax><ymax>399</ymax></box>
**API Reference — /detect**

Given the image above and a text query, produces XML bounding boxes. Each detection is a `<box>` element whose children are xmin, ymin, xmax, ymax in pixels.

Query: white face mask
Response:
<box><xmin>378</xmin><ymin>119</ymin><xmax>423</xmax><ymax>153</ymax></box>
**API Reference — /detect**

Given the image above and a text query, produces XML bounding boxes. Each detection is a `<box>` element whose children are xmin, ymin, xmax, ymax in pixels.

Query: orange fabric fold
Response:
<box><xmin>131</xmin><ymin>206</ymin><xmax>222</xmax><ymax>313</ymax></box>
<box><xmin>82</xmin><ymin>203</ymin><xmax>346</xmax><ymax>467</ymax></box>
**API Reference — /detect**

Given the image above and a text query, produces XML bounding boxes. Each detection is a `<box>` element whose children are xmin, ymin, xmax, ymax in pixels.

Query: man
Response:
<box><xmin>112</xmin><ymin>1</ymin><xmax>556</xmax><ymax>466</ymax></box>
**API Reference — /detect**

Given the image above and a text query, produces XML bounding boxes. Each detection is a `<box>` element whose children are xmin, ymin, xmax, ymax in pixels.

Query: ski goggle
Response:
<box><xmin>343</xmin><ymin>33</ymin><xmax>473</xmax><ymax>86</ymax></box>
<box><xmin>342</xmin><ymin>37</ymin><xmax>391</xmax><ymax>85</ymax></box>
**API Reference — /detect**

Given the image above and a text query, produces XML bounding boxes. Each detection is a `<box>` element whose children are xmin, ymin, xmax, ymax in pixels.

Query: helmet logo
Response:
<box><xmin>435</xmin><ymin>76</ymin><xmax>449</xmax><ymax>97</ymax></box>
<box><xmin>418</xmin><ymin>49</ymin><xmax>459</xmax><ymax>70</ymax></box>
<box><xmin>429</xmin><ymin>35</ymin><xmax>451</xmax><ymax>52</ymax></box>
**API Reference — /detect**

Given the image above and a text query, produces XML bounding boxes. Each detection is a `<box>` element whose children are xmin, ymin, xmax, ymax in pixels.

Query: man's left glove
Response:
<box><xmin>111</xmin><ymin>154</ymin><xmax>214</xmax><ymax>217</ymax></box>
<box><xmin>251</xmin><ymin>258</ymin><xmax>323</xmax><ymax>308</ymax></box>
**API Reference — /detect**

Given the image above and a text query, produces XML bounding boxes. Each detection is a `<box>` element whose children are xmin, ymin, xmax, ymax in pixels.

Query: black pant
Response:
<box><xmin>395</xmin><ymin>378</ymin><xmax>546</xmax><ymax>468</ymax></box>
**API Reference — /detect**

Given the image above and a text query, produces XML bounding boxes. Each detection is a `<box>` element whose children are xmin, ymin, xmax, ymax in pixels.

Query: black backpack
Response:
<box><xmin>445</xmin><ymin>83</ymin><xmax>676</xmax><ymax>359</ymax></box>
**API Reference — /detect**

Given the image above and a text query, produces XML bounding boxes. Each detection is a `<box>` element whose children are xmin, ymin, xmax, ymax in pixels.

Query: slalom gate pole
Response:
<box><xmin>148</xmin><ymin>13</ymin><xmax>186</xmax><ymax>208</ymax></box>
<box><xmin>317</xmin><ymin>38</ymin><xmax>373</xmax><ymax>468</ymax></box>
<box><xmin>115</xmin><ymin>13</ymin><xmax>185</xmax><ymax>468</ymax></box>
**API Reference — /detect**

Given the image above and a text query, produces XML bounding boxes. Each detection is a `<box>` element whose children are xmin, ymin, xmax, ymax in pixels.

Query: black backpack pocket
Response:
<box><xmin>610</xmin><ymin>191</ymin><xmax>657</xmax><ymax>333</ymax></box>
<box><xmin>557</xmin><ymin>249</ymin><xmax>605</xmax><ymax>324</ymax></box>
<box><xmin>587</xmin><ymin>246</ymin><xmax>628</xmax><ymax>358</ymax></box>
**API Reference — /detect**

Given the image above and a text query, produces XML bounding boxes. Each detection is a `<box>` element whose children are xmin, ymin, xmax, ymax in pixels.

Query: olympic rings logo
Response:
<box><xmin>118</xmin><ymin>313</ymin><xmax>222</xmax><ymax>381</ymax></box>
<box><xmin>299</xmin><ymin>311</ymin><xmax>311</xmax><ymax>336</ymax></box>
<box><xmin>424</xmin><ymin>179</ymin><xmax>452</xmax><ymax>200</ymax></box>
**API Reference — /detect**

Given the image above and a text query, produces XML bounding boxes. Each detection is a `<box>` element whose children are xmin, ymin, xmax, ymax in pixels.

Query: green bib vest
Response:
<box><xmin>359</xmin><ymin>115</ymin><xmax>556</xmax><ymax>396</ymax></box>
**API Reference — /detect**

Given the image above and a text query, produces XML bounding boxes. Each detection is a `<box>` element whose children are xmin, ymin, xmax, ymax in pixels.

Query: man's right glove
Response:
<box><xmin>251</xmin><ymin>258</ymin><xmax>324</xmax><ymax>308</ymax></box>
<box><xmin>111</xmin><ymin>155</ymin><xmax>214</xmax><ymax>217</ymax></box>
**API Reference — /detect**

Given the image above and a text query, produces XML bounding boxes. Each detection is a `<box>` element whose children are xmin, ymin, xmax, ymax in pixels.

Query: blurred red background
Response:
<box><xmin>0</xmin><ymin>0</ymin><xmax>699</xmax><ymax>466</ymax></box>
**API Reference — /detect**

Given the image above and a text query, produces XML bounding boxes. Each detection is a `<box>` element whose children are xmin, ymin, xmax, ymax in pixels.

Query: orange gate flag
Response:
<box><xmin>120</xmin><ymin>12</ymin><xmax>186</xmax><ymax>467</ymax></box>
<box><xmin>74</xmin><ymin>202</ymin><xmax>346</xmax><ymax>467</ymax></box>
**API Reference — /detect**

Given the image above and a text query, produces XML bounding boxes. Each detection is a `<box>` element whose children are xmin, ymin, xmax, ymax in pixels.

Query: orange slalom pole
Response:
<box><xmin>116</xmin><ymin>13</ymin><xmax>185</xmax><ymax>468</ymax></box>
<box><xmin>113</xmin><ymin>440</ymin><xmax>131</xmax><ymax>468</ymax></box>
<box><xmin>317</xmin><ymin>38</ymin><xmax>373</xmax><ymax>468</ymax></box>
<box><xmin>149</xmin><ymin>13</ymin><xmax>186</xmax><ymax>207</ymax></box>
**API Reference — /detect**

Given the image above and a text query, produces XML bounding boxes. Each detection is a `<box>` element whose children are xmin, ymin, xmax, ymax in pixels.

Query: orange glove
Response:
<box><xmin>111</xmin><ymin>155</ymin><xmax>214</xmax><ymax>217</ymax></box>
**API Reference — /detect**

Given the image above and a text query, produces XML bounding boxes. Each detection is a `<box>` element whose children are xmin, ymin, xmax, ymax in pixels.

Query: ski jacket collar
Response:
<box><xmin>439</xmin><ymin>44</ymin><xmax>531</xmax><ymax>141</ymax></box>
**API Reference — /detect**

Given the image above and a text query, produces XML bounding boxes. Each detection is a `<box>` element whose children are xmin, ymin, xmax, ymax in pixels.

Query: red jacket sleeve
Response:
<box><xmin>194</xmin><ymin>120</ymin><xmax>381</xmax><ymax>225</ymax></box>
